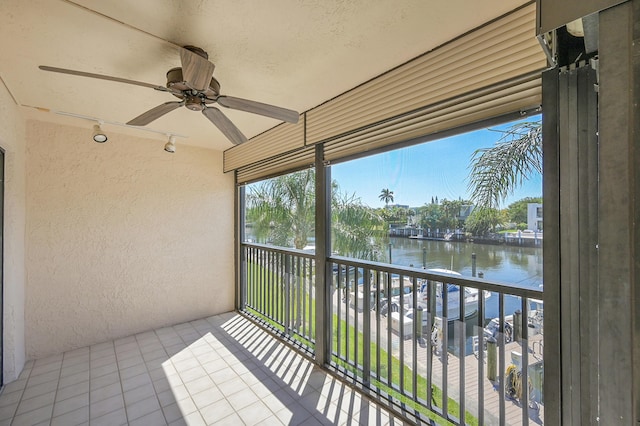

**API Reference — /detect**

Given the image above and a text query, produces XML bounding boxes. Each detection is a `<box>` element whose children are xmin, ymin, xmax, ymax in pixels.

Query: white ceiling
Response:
<box><xmin>0</xmin><ymin>0</ymin><xmax>527</xmax><ymax>151</ymax></box>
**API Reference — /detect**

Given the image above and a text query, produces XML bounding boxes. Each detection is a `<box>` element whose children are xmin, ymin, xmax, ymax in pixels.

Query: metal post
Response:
<box><xmin>284</xmin><ymin>254</ymin><xmax>291</xmax><ymax>337</ymax></box>
<box><xmin>487</xmin><ymin>337</ymin><xmax>497</xmax><ymax>381</ymax></box>
<box><xmin>388</xmin><ymin>243</ymin><xmax>392</xmax><ymax>264</ymax></box>
<box><xmin>363</xmin><ymin>269</ymin><xmax>371</xmax><ymax>386</ymax></box>
<box><xmin>314</xmin><ymin>144</ymin><xmax>331</xmax><ymax>366</ymax></box>
<box><xmin>471</xmin><ymin>252</ymin><xmax>477</xmax><ymax>277</ymax></box>
<box><xmin>236</xmin><ymin>179</ymin><xmax>247</xmax><ymax>310</ymax></box>
<box><xmin>513</xmin><ymin>309</ymin><xmax>522</xmax><ymax>342</ymax></box>
<box><xmin>422</xmin><ymin>247</ymin><xmax>427</xmax><ymax>269</ymax></box>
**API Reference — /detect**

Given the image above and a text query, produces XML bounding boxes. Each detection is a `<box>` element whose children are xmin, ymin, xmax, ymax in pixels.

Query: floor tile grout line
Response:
<box><xmin>92</xmin><ymin>339</ymin><xmax>126</xmax><ymax>424</ymax></box>
<box><xmin>12</xmin><ymin>357</ymin><xmax>73</xmax><ymax>421</ymax></box>
<box><xmin>6</xmin><ymin>359</ymin><xmax>34</xmax><ymax>422</ymax></box>
<box><xmin>48</xmin><ymin>348</ymin><xmax>70</xmax><ymax>423</ymax></box>
<box><xmin>147</xmin><ymin>328</ymin><xmax>171</xmax><ymax>425</ymax></box>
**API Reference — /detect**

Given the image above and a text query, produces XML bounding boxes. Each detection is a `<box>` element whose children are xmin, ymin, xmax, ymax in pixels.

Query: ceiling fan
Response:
<box><xmin>39</xmin><ymin>46</ymin><xmax>299</xmax><ymax>145</ymax></box>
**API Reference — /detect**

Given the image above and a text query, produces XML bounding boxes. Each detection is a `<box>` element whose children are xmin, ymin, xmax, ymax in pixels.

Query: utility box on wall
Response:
<box><xmin>536</xmin><ymin>0</ymin><xmax>626</xmax><ymax>33</ymax></box>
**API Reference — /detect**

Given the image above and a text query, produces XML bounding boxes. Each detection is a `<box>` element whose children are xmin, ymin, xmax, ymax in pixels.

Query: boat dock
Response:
<box><xmin>394</xmin><ymin>328</ymin><xmax>544</xmax><ymax>425</ymax></box>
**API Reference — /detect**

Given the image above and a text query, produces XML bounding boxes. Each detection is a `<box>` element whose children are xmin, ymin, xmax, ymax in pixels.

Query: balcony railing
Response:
<box><xmin>242</xmin><ymin>243</ymin><xmax>316</xmax><ymax>353</ymax></box>
<box><xmin>240</xmin><ymin>242</ymin><xmax>544</xmax><ymax>425</ymax></box>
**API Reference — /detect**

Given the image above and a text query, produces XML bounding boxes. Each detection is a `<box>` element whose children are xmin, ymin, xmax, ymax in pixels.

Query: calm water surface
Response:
<box><xmin>384</xmin><ymin>237</ymin><xmax>543</xmax><ymax>289</ymax></box>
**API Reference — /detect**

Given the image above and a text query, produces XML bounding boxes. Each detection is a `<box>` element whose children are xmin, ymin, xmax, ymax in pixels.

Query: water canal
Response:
<box><xmin>384</xmin><ymin>236</ymin><xmax>543</xmax><ymax>289</ymax></box>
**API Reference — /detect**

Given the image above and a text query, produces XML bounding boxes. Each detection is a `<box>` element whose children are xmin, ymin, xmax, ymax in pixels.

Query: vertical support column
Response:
<box><xmin>315</xmin><ymin>144</ymin><xmax>331</xmax><ymax>366</ymax></box>
<box><xmin>633</xmin><ymin>2</ymin><xmax>640</xmax><ymax>421</ymax></box>
<box><xmin>598</xmin><ymin>2</ymin><xmax>636</xmax><ymax>423</ymax></box>
<box><xmin>576</xmin><ymin>62</ymin><xmax>599</xmax><ymax>423</ymax></box>
<box><xmin>542</xmin><ymin>66</ymin><xmax>561</xmax><ymax>426</ymax></box>
<box><xmin>236</xmin><ymin>176</ymin><xmax>247</xmax><ymax>311</ymax></box>
<box><xmin>558</xmin><ymin>66</ymin><xmax>582</xmax><ymax>425</ymax></box>
<box><xmin>543</xmin><ymin>63</ymin><xmax>599</xmax><ymax>426</ymax></box>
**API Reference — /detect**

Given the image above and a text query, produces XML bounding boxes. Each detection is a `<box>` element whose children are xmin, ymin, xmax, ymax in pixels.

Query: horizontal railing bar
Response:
<box><xmin>243</xmin><ymin>243</ymin><xmax>543</xmax><ymax>300</ymax></box>
<box><xmin>329</xmin><ymin>255</ymin><xmax>543</xmax><ymax>299</ymax></box>
<box><xmin>242</xmin><ymin>242</ymin><xmax>316</xmax><ymax>259</ymax></box>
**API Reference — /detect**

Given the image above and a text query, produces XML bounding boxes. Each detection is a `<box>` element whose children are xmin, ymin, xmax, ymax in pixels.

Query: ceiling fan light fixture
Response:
<box><xmin>164</xmin><ymin>135</ymin><xmax>176</xmax><ymax>153</ymax></box>
<box><xmin>92</xmin><ymin>123</ymin><xmax>108</xmax><ymax>143</ymax></box>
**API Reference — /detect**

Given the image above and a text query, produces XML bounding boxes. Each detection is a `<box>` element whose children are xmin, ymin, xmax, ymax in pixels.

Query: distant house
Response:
<box><xmin>527</xmin><ymin>203</ymin><xmax>543</xmax><ymax>231</ymax></box>
<box><xmin>458</xmin><ymin>204</ymin><xmax>475</xmax><ymax>222</ymax></box>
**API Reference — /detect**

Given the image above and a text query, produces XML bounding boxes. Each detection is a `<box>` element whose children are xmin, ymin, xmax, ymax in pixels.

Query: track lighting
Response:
<box><xmin>164</xmin><ymin>135</ymin><xmax>176</xmax><ymax>153</ymax></box>
<box><xmin>52</xmin><ymin>111</ymin><xmax>187</xmax><ymax>148</ymax></box>
<box><xmin>92</xmin><ymin>123</ymin><xmax>108</xmax><ymax>143</ymax></box>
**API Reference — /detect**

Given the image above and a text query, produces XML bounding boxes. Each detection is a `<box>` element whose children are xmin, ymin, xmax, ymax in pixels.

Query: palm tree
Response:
<box><xmin>246</xmin><ymin>169</ymin><xmax>315</xmax><ymax>249</ymax></box>
<box><xmin>467</xmin><ymin>121</ymin><xmax>542</xmax><ymax>210</ymax></box>
<box><xmin>379</xmin><ymin>188</ymin><xmax>394</xmax><ymax>207</ymax></box>
<box><xmin>465</xmin><ymin>207</ymin><xmax>505</xmax><ymax>236</ymax></box>
<box><xmin>332</xmin><ymin>192</ymin><xmax>384</xmax><ymax>260</ymax></box>
<box><xmin>247</xmin><ymin>169</ymin><xmax>384</xmax><ymax>259</ymax></box>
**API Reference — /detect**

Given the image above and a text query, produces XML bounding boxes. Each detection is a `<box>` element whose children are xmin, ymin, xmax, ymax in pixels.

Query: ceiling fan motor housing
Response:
<box><xmin>166</xmin><ymin>68</ymin><xmax>220</xmax><ymax>97</ymax></box>
<box><xmin>186</xmin><ymin>97</ymin><xmax>204</xmax><ymax>111</ymax></box>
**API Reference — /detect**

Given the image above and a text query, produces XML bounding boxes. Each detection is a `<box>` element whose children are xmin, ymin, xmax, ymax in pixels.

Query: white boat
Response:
<box><xmin>388</xmin><ymin>269</ymin><xmax>491</xmax><ymax>321</ymax></box>
<box><xmin>484</xmin><ymin>298</ymin><xmax>543</xmax><ymax>342</ymax></box>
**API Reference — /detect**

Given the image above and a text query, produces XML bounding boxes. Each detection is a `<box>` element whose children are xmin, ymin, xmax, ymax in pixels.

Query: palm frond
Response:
<box><xmin>467</xmin><ymin>122</ymin><xmax>542</xmax><ymax>209</ymax></box>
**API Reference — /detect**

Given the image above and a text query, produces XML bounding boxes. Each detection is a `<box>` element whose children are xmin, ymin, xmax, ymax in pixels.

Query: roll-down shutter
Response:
<box><xmin>225</xmin><ymin>2</ymin><xmax>546</xmax><ymax>182</ymax></box>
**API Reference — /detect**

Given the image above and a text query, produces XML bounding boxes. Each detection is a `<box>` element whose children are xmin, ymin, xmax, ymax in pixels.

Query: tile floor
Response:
<box><xmin>0</xmin><ymin>312</ymin><xmax>407</xmax><ymax>425</ymax></box>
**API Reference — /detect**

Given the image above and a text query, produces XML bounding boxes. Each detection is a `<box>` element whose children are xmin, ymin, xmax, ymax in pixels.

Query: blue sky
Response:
<box><xmin>331</xmin><ymin>118</ymin><xmax>542</xmax><ymax>209</ymax></box>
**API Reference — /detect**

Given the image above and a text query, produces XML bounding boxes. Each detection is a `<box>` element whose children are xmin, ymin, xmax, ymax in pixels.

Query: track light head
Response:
<box><xmin>164</xmin><ymin>135</ymin><xmax>176</xmax><ymax>153</ymax></box>
<box><xmin>92</xmin><ymin>123</ymin><xmax>107</xmax><ymax>143</ymax></box>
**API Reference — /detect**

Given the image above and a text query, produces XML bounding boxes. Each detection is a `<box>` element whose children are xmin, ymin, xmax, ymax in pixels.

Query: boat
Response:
<box><xmin>386</xmin><ymin>269</ymin><xmax>491</xmax><ymax>321</ymax></box>
<box><xmin>483</xmin><ymin>298</ymin><xmax>543</xmax><ymax>342</ymax></box>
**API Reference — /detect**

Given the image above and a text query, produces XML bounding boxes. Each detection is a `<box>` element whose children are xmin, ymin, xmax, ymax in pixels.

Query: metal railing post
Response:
<box><xmin>315</xmin><ymin>143</ymin><xmax>331</xmax><ymax>365</ymax></box>
<box><xmin>363</xmin><ymin>269</ymin><xmax>371</xmax><ymax>386</ymax></box>
<box><xmin>284</xmin><ymin>254</ymin><xmax>291</xmax><ymax>337</ymax></box>
<box><xmin>236</xmin><ymin>182</ymin><xmax>246</xmax><ymax>310</ymax></box>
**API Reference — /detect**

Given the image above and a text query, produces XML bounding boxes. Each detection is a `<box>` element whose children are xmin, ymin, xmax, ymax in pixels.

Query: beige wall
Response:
<box><xmin>0</xmin><ymin>84</ymin><xmax>27</xmax><ymax>382</ymax></box>
<box><xmin>25</xmin><ymin>121</ymin><xmax>235</xmax><ymax>359</ymax></box>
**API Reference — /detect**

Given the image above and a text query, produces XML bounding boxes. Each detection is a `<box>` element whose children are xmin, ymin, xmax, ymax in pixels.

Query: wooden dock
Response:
<box><xmin>334</xmin><ymin>295</ymin><xmax>544</xmax><ymax>425</ymax></box>
<box><xmin>395</xmin><ymin>330</ymin><xmax>545</xmax><ymax>425</ymax></box>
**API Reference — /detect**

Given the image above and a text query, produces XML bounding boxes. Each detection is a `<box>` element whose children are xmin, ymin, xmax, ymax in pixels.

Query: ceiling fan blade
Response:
<box><xmin>39</xmin><ymin>65</ymin><xmax>171</xmax><ymax>92</ymax></box>
<box><xmin>127</xmin><ymin>101</ymin><xmax>184</xmax><ymax>126</ymax></box>
<box><xmin>202</xmin><ymin>107</ymin><xmax>248</xmax><ymax>145</ymax></box>
<box><xmin>180</xmin><ymin>48</ymin><xmax>215</xmax><ymax>92</ymax></box>
<box><xmin>216</xmin><ymin>95</ymin><xmax>299</xmax><ymax>124</ymax></box>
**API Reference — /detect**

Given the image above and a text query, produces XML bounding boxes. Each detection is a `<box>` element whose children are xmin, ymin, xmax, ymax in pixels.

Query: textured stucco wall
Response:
<box><xmin>0</xmin><ymin>85</ymin><xmax>27</xmax><ymax>382</ymax></box>
<box><xmin>25</xmin><ymin>121</ymin><xmax>234</xmax><ymax>359</ymax></box>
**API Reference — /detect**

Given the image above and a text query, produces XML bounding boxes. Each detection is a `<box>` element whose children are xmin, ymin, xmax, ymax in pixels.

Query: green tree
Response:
<box><xmin>332</xmin><ymin>192</ymin><xmax>384</xmax><ymax>260</ymax></box>
<box><xmin>506</xmin><ymin>196</ymin><xmax>543</xmax><ymax>224</ymax></box>
<box><xmin>467</xmin><ymin>121</ymin><xmax>542</xmax><ymax>209</ymax></box>
<box><xmin>378</xmin><ymin>205</ymin><xmax>408</xmax><ymax>228</ymax></box>
<box><xmin>406</xmin><ymin>208</ymin><xmax>416</xmax><ymax>226</ymax></box>
<box><xmin>440</xmin><ymin>199</ymin><xmax>467</xmax><ymax>229</ymax></box>
<box><xmin>465</xmin><ymin>208</ymin><xmax>505</xmax><ymax>236</ymax></box>
<box><xmin>246</xmin><ymin>169</ymin><xmax>315</xmax><ymax>249</ymax></box>
<box><xmin>379</xmin><ymin>188</ymin><xmax>394</xmax><ymax>206</ymax></box>
<box><xmin>418</xmin><ymin>203</ymin><xmax>443</xmax><ymax>229</ymax></box>
<box><xmin>247</xmin><ymin>169</ymin><xmax>383</xmax><ymax>259</ymax></box>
